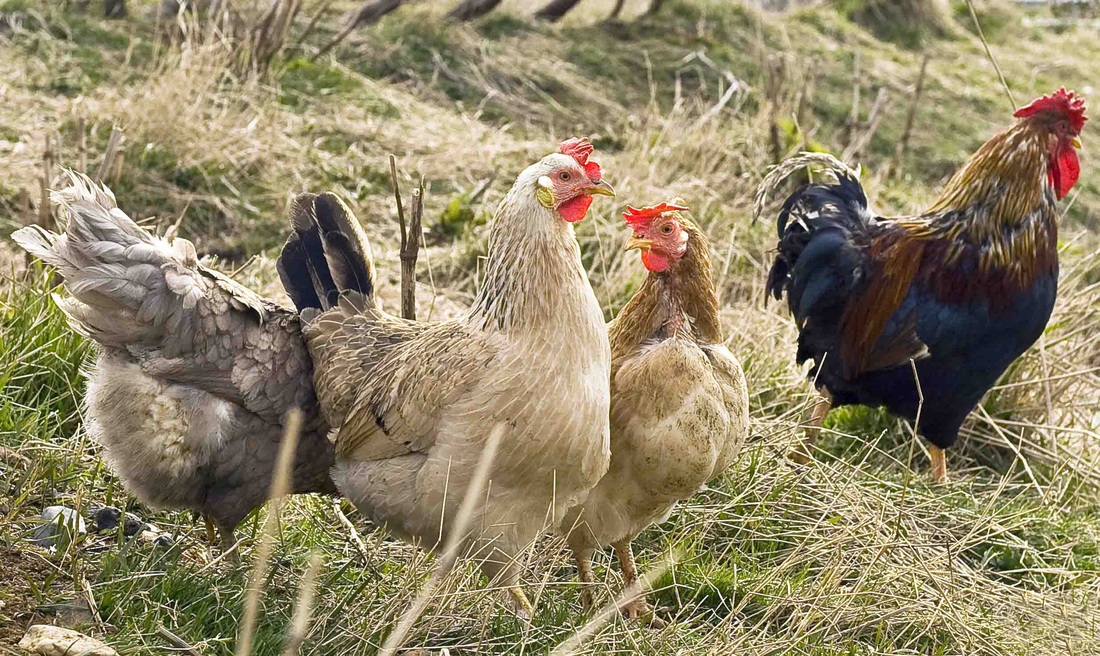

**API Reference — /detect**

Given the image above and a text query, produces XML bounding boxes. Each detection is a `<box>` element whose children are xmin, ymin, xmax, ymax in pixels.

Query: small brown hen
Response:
<box><xmin>562</xmin><ymin>203</ymin><xmax>749</xmax><ymax>620</ymax></box>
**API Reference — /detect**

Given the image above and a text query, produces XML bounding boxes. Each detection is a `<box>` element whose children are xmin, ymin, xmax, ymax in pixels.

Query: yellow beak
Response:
<box><xmin>587</xmin><ymin>180</ymin><xmax>616</xmax><ymax>197</ymax></box>
<box><xmin>624</xmin><ymin>236</ymin><xmax>653</xmax><ymax>252</ymax></box>
<box><xmin>1071</xmin><ymin>135</ymin><xmax>1083</xmax><ymax>150</ymax></box>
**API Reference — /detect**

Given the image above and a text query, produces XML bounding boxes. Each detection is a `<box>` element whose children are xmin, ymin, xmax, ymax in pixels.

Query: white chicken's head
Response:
<box><xmin>532</xmin><ymin>138</ymin><xmax>615</xmax><ymax>223</ymax></box>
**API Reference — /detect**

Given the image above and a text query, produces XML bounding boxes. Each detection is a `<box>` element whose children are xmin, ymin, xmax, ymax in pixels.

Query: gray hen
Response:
<box><xmin>13</xmin><ymin>173</ymin><xmax>336</xmax><ymax>550</ymax></box>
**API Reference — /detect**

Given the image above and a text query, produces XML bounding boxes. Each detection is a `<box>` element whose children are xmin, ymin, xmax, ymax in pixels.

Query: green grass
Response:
<box><xmin>3</xmin><ymin>0</ymin><xmax>1100</xmax><ymax>653</ymax></box>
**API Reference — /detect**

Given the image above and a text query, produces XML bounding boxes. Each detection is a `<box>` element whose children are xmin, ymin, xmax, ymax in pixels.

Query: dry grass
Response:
<box><xmin>2</xmin><ymin>0</ymin><xmax>1100</xmax><ymax>654</ymax></box>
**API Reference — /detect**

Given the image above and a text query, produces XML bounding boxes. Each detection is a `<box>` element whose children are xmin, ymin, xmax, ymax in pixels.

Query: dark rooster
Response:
<box><xmin>765</xmin><ymin>88</ymin><xmax>1087</xmax><ymax>482</ymax></box>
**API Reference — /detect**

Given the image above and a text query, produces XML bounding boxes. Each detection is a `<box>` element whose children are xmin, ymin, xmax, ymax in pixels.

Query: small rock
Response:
<box><xmin>31</xmin><ymin>507</ymin><xmax>86</xmax><ymax>548</ymax></box>
<box><xmin>139</xmin><ymin>527</ymin><xmax>176</xmax><ymax>549</ymax></box>
<box><xmin>90</xmin><ymin>505</ymin><xmax>146</xmax><ymax>537</ymax></box>
<box><xmin>17</xmin><ymin>625</ymin><xmax>117</xmax><ymax>656</ymax></box>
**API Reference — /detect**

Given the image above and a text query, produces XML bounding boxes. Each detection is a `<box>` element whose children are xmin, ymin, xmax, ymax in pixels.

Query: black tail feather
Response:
<box><xmin>278</xmin><ymin>192</ymin><xmax>374</xmax><ymax>314</ymax></box>
<box><xmin>765</xmin><ymin>173</ymin><xmax>872</xmax><ymax>321</ymax></box>
<box><xmin>314</xmin><ymin>193</ymin><xmax>373</xmax><ymax>297</ymax></box>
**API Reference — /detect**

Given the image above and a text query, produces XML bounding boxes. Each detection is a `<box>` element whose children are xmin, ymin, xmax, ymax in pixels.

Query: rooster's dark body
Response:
<box><xmin>767</xmin><ymin>89</ymin><xmax>1085</xmax><ymax>468</ymax></box>
<box><xmin>767</xmin><ymin>172</ymin><xmax>1058</xmax><ymax>449</ymax></box>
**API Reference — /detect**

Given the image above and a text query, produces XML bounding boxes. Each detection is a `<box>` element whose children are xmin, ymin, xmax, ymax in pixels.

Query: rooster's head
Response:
<box><xmin>533</xmin><ymin>137</ymin><xmax>615</xmax><ymax>223</ymax></box>
<box><xmin>623</xmin><ymin>202</ymin><xmax>693</xmax><ymax>272</ymax></box>
<box><xmin>1014</xmin><ymin>87</ymin><xmax>1087</xmax><ymax>199</ymax></box>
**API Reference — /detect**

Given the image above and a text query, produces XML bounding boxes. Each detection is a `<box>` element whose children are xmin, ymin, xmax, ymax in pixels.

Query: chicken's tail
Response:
<box><xmin>13</xmin><ymin>172</ymin><xmax>268</xmax><ymax>351</ymax></box>
<box><xmin>764</xmin><ymin>168</ymin><xmax>873</xmax><ymax>324</ymax></box>
<box><xmin>277</xmin><ymin>192</ymin><xmax>376</xmax><ymax>318</ymax></box>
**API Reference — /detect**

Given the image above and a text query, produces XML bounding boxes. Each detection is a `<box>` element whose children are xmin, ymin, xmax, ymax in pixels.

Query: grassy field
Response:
<box><xmin>2</xmin><ymin>0</ymin><xmax>1100</xmax><ymax>653</ymax></box>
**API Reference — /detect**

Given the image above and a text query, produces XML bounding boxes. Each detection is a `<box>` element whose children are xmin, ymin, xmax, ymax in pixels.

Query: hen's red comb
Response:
<box><xmin>1014</xmin><ymin>87</ymin><xmax>1088</xmax><ymax>133</ymax></box>
<box><xmin>560</xmin><ymin>137</ymin><xmax>603</xmax><ymax>181</ymax></box>
<box><xmin>623</xmin><ymin>202</ymin><xmax>690</xmax><ymax>230</ymax></box>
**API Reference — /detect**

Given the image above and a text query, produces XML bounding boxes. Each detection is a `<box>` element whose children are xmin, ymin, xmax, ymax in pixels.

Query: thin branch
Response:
<box><xmin>332</xmin><ymin>499</ymin><xmax>371</xmax><ymax>561</ymax></box>
<box><xmin>400</xmin><ymin>176</ymin><xmax>423</xmax><ymax>321</ymax></box>
<box><xmin>964</xmin><ymin>0</ymin><xmax>1015</xmax><ymax>110</ymax></box>
<box><xmin>294</xmin><ymin>0</ymin><xmax>335</xmax><ymax>49</ymax></box>
<box><xmin>889</xmin><ymin>53</ymin><xmax>930</xmax><ymax>178</ymax></box>
<box><xmin>157</xmin><ymin>626</ymin><xmax>202</xmax><ymax>656</ymax></box>
<box><xmin>95</xmin><ymin>124</ymin><xmax>124</xmax><ymax>183</ymax></box>
<box><xmin>38</xmin><ymin>134</ymin><xmax>53</xmax><ymax>232</ymax></box>
<box><xmin>447</xmin><ymin>0</ymin><xmax>501</xmax><ymax>20</ymax></box>
<box><xmin>349</xmin><ymin>0</ymin><xmax>404</xmax><ymax>28</ymax></box>
<box><xmin>534</xmin><ymin>0</ymin><xmax>583</xmax><ymax>22</ymax></box>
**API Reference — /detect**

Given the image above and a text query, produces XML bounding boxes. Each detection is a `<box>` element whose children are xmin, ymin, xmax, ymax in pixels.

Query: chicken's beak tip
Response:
<box><xmin>588</xmin><ymin>180</ymin><xmax>616</xmax><ymax>197</ymax></box>
<box><xmin>1072</xmin><ymin>135</ymin><xmax>1083</xmax><ymax>150</ymax></box>
<box><xmin>624</xmin><ymin>236</ymin><xmax>653</xmax><ymax>252</ymax></box>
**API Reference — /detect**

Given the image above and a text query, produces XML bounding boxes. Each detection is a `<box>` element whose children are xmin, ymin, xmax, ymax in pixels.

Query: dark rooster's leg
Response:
<box><xmin>573</xmin><ymin>547</ymin><xmax>596</xmax><ymax>611</ymax></box>
<box><xmin>930</xmin><ymin>446</ymin><xmax>948</xmax><ymax>483</ymax></box>
<box><xmin>217</xmin><ymin>522</ymin><xmax>240</xmax><ymax>564</ymax></box>
<box><xmin>203</xmin><ymin>515</ymin><xmax>217</xmax><ymax>545</ymax></box>
<box><xmin>613</xmin><ymin>541</ymin><xmax>663</xmax><ymax>627</ymax></box>
<box><xmin>791</xmin><ymin>389</ymin><xmax>833</xmax><ymax>464</ymax></box>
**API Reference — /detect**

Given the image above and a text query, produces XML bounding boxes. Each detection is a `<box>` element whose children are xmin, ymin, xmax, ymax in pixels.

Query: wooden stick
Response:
<box><xmin>846</xmin><ymin>49</ymin><xmax>861</xmax><ymax>146</ymax></box>
<box><xmin>534</xmin><ymin>0</ymin><xmax>582</xmax><ymax>22</ymax></box>
<box><xmin>399</xmin><ymin>176</ymin><xmax>423</xmax><ymax>321</ymax></box>
<box><xmin>96</xmin><ymin>124</ymin><xmax>123</xmax><ymax>183</ymax></box>
<box><xmin>889</xmin><ymin>54</ymin><xmax>930</xmax><ymax>178</ymax></box>
<box><xmin>77</xmin><ymin>116</ymin><xmax>87</xmax><ymax>173</ymax></box>
<box><xmin>156</xmin><ymin>625</ymin><xmax>202</xmax><ymax>656</ymax></box>
<box><xmin>294</xmin><ymin>0</ymin><xmax>334</xmax><ymax>50</ymax></box>
<box><xmin>38</xmin><ymin>134</ymin><xmax>53</xmax><ymax>231</ymax></box>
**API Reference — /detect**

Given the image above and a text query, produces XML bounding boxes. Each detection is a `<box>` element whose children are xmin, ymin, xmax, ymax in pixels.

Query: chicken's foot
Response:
<box><xmin>507</xmin><ymin>586</ymin><xmax>535</xmax><ymax>620</ymax></box>
<box><xmin>929</xmin><ymin>446</ymin><xmax>948</xmax><ymax>484</ymax></box>
<box><xmin>613</xmin><ymin>541</ymin><xmax>664</xmax><ymax>627</ymax></box>
<box><xmin>573</xmin><ymin>547</ymin><xmax>596</xmax><ymax>612</ymax></box>
<box><xmin>791</xmin><ymin>389</ymin><xmax>832</xmax><ymax>465</ymax></box>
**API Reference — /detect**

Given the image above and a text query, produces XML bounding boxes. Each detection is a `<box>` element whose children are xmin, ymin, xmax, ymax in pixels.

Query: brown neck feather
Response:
<box><xmin>921</xmin><ymin>119</ymin><xmax>1059</xmax><ymax>279</ymax></box>
<box><xmin>927</xmin><ymin>121</ymin><xmax>1050</xmax><ymax>225</ymax></box>
<box><xmin>609</xmin><ymin>225</ymin><xmax>723</xmax><ymax>355</ymax></box>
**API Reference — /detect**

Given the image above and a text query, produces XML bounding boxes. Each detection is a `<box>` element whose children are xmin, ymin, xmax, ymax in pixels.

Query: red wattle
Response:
<box><xmin>1054</xmin><ymin>145</ymin><xmax>1081</xmax><ymax>200</ymax></box>
<box><xmin>640</xmin><ymin>249</ymin><xmax>670</xmax><ymax>272</ymax></box>
<box><xmin>559</xmin><ymin>194</ymin><xmax>594</xmax><ymax>223</ymax></box>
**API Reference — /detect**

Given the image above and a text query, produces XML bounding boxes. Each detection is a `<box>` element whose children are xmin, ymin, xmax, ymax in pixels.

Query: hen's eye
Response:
<box><xmin>661</xmin><ymin>224</ymin><xmax>674</xmax><ymax>234</ymax></box>
<box><xmin>560</xmin><ymin>171</ymin><xmax>571</xmax><ymax>181</ymax></box>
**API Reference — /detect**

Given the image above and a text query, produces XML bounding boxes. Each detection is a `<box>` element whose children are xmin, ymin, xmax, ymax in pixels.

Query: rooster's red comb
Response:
<box><xmin>1014</xmin><ymin>87</ymin><xmax>1087</xmax><ymax>133</ymax></box>
<box><xmin>559</xmin><ymin>137</ymin><xmax>603</xmax><ymax>182</ymax></box>
<box><xmin>623</xmin><ymin>202</ymin><xmax>690</xmax><ymax>231</ymax></box>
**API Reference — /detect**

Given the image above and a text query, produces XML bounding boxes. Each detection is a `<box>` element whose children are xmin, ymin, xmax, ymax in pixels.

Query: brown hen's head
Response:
<box><xmin>1013</xmin><ymin>87</ymin><xmax>1087</xmax><ymax>199</ymax></box>
<box><xmin>534</xmin><ymin>137</ymin><xmax>616</xmax><ymax>223</ymax></box>
<box><xmin>623</xmin><ymin>202</ymin><xmax>692</xmax><ymax>272</ymax></box>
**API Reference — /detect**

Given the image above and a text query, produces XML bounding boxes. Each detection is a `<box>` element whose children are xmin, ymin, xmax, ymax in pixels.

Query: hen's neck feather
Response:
<box><xmin>609</xmin><ymin>226</ymin><xmax>723</xmax><ymax>356</ymax></box>
<box><xmin>469</xmin><ymin>166</ymin><xmax>599</xmax><ymax>335</ymax></box>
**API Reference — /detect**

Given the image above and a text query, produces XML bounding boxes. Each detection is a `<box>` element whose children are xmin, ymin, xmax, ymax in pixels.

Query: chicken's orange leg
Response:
<box><xmin>508</xmin><ymin>586</ymin><xmax>535</xmax><ymax>619</ymax></box>
<box><xmin>929</xmin><ymin>446</ymin><xmax>948</xmax><ymax>483</ymax></box>
<box><xmin>791</xmin><ymin>389</ymin><xmax>832</xmax><ymax>464</ymax></box>
<box><xmin>613</xmin><ymin>541</ymin><xmax>662</xmax><ymax>626</ymax></box>
<box><xmin>573</xmin><ymin>547</ymin><xmax>596</xmax><ymax>612</ymax></box>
